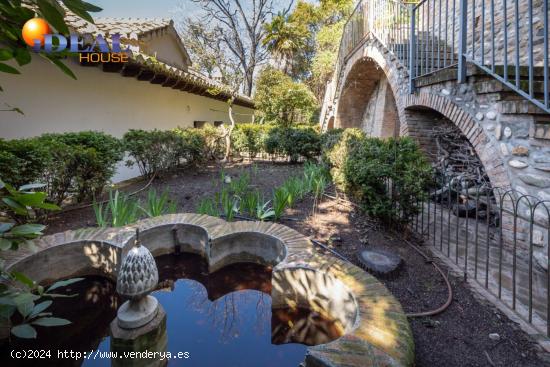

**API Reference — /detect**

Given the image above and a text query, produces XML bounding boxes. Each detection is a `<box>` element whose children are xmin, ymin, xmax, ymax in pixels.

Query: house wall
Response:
<box><xmin>140</xmin><ymin>30</ymin><xmax>190</xmax><ymax>70</ymax></box>
<box><xmin>0</xmin><ymin>56</ymin><xmax>254</xmax><ymax>181</ymax></box>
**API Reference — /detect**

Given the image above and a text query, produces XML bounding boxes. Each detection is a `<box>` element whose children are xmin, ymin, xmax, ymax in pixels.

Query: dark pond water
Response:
<box><xmin>1</xmin><ymin>254</ymin><xmax>343</xmax><ymax>367</ymax></box>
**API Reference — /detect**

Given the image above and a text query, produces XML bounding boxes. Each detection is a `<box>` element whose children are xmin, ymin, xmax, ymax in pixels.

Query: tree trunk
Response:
<box><xmin>224</xmin><ymin>99</ymin><xmax>237</xmax><ymax>161</ymax></box>
<box><xmin>244</xmin><ymin>67</ymin><xmax>254</xmax><ymax>96</ymax></box>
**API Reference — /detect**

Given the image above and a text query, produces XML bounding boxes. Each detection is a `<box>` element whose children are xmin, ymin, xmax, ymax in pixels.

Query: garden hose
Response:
<box><xmin>317</xmin><ymin>193</ymin><xmax>454</xmax><ymax>318</ymax></box>
<box><xmin>222</xmin><ymin>211</ymin><xmax>454</xmax><ymax>318</ymax></box>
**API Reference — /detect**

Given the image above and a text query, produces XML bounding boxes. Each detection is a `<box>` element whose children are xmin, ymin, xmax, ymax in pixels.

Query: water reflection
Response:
<box><xmin>1</xmin><ymin>254</ymin><xmax>343</xmax><ymax>367</ymax></box>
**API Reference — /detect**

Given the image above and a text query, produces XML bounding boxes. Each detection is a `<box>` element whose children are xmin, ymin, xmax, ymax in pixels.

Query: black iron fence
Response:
<box><xmin>388</xmin><ymin>175</ymin><xmax>550</xmax><ymax>336</ymax></box>
<box><xmin>332</xmin><ymin>0</ymin><xmax>550</xmax><ymax>116</ymax></box>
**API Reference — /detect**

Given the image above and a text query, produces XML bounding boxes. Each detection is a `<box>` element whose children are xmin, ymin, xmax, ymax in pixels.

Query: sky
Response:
<box><xmin>91</xmin><ymin>0</ymin><xmax>298</xmax><ymax>20</ymax></box>
<box><xmin>91</xmin><ymin>0</ymin><xmax>189</xmax><ymax>19</ymax></box>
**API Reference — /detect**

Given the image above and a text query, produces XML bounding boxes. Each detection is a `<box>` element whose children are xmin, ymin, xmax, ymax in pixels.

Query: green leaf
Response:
<box><xmin>10</xmin><ymin>224</ymin><xmax>46</xmax><ymax>236</ymax></box>
<box><xmin>0</xmin><ymin>238</ymin><xmax>12</xmax><ymax>250</ymax></box>
<box><xmin>18</xmin><ymin>183</ymin><xmax>46</xmax><ymax>191</ymax></box>
<box><xmin>2</xmin><ymin>197</ymin><xmax>27</xmax><ymax>215</ymax></box>
<box><xmin>11</xmin><ymin>271</ymin><xmax>35</xmax><ymax>288</ymax></box>
<box><xmin>16</xmin><ymin>192</ymin><xmax>47</xmax><ymax>206</ymax></box>
<box><xmin>2</xmin><ymin>181</ymin><xmax>16</xmax><ymax>195</ymax></box>
<box><xmin>62</xmin><ymin>0</ymin><xmax>99</xmax><ymax>23</ymax></box>
<box><xmin>71</xmin><ymin>0</ymin><xmax>103</xmax><ymax>12</ymax></box>
<box><xmin>11</xmin><ymin>324</ymin><xmax>37</xmax><ymax>339</ymax></box>
<box><xmin>0</xmin><ymin>296</ymin><xmax>16</xmax><ymax>306</ymax></box>
<box><xmin>34</xmin><ymin>202</ymin><xmax>60</xmax><ymax>211</ymax></box>
<box><xmin>40</xmin><ymin>54</ymin><xmax>77</xmax><ymax>80</ymax></box>
<box><xmin>37</xmin><ymin>0</ymin><xmax>69</xmax><ymax>35</ymax></box>
<box><xmin>14</xmin><ymin>48</ymin><xmax>31</xmax><ymax>66</ymax></box>
<box><xmin>0</xmin><ymin>304</ymin><xmax>16</xmax><ymax>319</ymax></box>
<box><xmin>0</xmin><ymin>62</ymin><xmax>20</xmax><ymax>74</ymax></box>
<box><xmin>31</xmin><ymin>317</ymin><xmax>70</xmax><ymax>326</ymax></box>
<box><xmin>0</xmin><ymin>179</ymin><xmax>5</xmax><ymax>190</ymax></box>
<box><xmin>16</xmin><ymin>298</ymin><xmax>34</xmax><ymax>318</ymax></box>
<box><xmin>47</xmin><ymin>278</ymin><xmax>83</xmax><ymax>292</ymax></box>
<box><xmin>29</xmin><ymin>300</ymin><xmax>52</xmax><ymax>318</ymax></box>
<box><xmin>0</xmin><ymin>223</ymin><xmax>15</xmax><ymax>233</ymax></box>
<box><xmin>0</xmin><ymin>49</ymin><xmax>13</xmax><ymax>61</ymax></box>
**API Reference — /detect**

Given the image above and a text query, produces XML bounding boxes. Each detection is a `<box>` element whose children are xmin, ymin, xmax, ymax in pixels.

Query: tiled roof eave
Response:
<box><xmin>80</xmin><ymin>51</ymin><xmax>254</xmax><ymax>108</ymax></box>
<box><xmin>64</xmin><ymin>13</ymin><xmax>254</xmax><ymax>108</ymax></box>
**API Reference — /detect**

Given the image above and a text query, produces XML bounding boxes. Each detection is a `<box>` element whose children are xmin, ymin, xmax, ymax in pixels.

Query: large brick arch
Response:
<box><xmin>334</xmin><ymin>37</ymin><xmax>511</xmax><ymax>190</ymax></box>
<box><xmin>401</xmin><ymin>94</ymin><xmax>510</xmax><ymax>190</ymax></box>
<box><xmin>335</xmin><ymin>50</ymin><xmax>400</xmax><ymax>136</ymax></box>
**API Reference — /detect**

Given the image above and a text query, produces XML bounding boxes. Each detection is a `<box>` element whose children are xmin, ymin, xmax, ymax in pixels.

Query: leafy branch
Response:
<box><xmin>0</xmin><ymin>0</ymin><xmax>102</xmax><ymax>89</ymax></box>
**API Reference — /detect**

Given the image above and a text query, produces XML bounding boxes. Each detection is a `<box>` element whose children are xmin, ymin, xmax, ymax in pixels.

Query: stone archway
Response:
<box><xmin>402</xmin><ymin>94</ymin><xmax>510</xmax><ymax>191</ymax></box>
<box><xmin>330</xmin><ymin>37</ymin><xmax>511</xmax><ymax>191</ymax></box>
<box><xmin>327</xmin><ymin>116</ymin><xmax>335</xmax><ymax>130</ymax></box>
<box><xmin>334</xmin><ymin>56</ymin><xmax>399</xmax><ymax>138</ymax></box>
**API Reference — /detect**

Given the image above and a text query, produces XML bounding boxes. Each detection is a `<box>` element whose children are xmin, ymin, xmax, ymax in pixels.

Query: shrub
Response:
<box><xmin>320</xmin><ymin>128</ymin><xmax>345</xmax><ymax>164</ymax></box>
<box><xmin>123</xmin><ymin>129</ymin><xmax>178</xmax><ymax>176</ymax></box>
<box><xmin>173</xmin><ymin>128</ymin><xmax>207</xmax><ymax>167</ymax></box>
<box><xmin>0</xmin><ymin>132</ymin><xmax>123</xmax><ymax>205</ymax></box>
<box><xmin>325</xmin><ymin>130</ymin><xmax>432</xmax><ymax>222</ymax></box>
<box><xmin>0</xmin><ymin>138</ymin><xmax>51</xmax><ymax>189</ymax></box>
<box><xmin>255</xmin><ymin>67</ymin><xmax>319</xmax><ymax>126</ymax></box>
<box><xmin>232</xmin><ymin>123</ymin><xmax>271</xmax><ymax>157</ymax></box>
<box><xmin>39</xmin><ymin>131</ymin><xmax>123</xmax><ymax>203</ymax></box>
<box><xmin>198</xmin><ymin>124</ymin><xmax>225</xmax><ymax>160</ymax></box>
<box><xmin>124</xmin><ymin>128</ymin><xmax>207</xmax><ymax>177</ymax></box>
<box><xmin>265</xmin><ymin>126</ymin><xmax>321</xmax><ymax>162</ymax></box>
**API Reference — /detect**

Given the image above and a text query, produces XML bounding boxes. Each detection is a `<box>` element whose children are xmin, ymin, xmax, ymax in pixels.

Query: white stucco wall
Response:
<box><xmin>0</xmin><ymin>56</ymin><xmax>254</xmax><ymax>181</ymax></box>
<box><xmin>140</xmin><ymin>30</ymin><xmax>190</xmax><ymax>70</ymax></box>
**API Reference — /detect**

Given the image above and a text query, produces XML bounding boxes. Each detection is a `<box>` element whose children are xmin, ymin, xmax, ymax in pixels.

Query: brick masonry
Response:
<box><xmin>323</xmin><ymin>35</ymin><xmax>550</xmax><ymax>271</ymax></box>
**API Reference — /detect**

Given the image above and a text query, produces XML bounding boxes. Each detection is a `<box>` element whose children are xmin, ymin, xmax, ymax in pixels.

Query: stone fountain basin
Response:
<box><xmin>3</xmin><ymin>214</ymin><xmax>415</xmax><ymax>367</ymax></box>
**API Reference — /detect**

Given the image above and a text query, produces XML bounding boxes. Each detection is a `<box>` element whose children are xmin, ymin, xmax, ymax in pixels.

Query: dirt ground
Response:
<box><xmin>46</xmin><ymin>162</ymin><xmax>550</xmax><ymax>366</ymax></box>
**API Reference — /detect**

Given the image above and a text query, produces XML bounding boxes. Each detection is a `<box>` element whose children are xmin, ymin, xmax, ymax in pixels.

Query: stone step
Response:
<box><xmin>498</xmin><ymin>100</ymin><xmax>549</xmax><ymax>115</ymax></box>
<box><xmin>474</xmin><ymin>79</ymin><xmax>548</xmax><ymax>96</ymax></box>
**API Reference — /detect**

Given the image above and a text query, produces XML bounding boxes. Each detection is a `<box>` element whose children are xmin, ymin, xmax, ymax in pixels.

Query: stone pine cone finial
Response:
<box><xmin>116</xmin><ymin>228</ymin><xmax>159</xmax><ymax>300</ymax></box>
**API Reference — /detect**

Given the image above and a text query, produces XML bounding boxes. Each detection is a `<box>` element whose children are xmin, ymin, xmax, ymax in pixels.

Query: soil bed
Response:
<box><xmin>46</xmin><ymin>162</ymin><xmax>550</xmax><ymax>366</ymax></box>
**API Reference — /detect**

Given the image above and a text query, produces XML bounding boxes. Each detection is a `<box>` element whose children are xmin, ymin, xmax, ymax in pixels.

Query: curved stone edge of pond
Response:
<box><xmin>2</xmin><ymin>213</ymin><xmax>414</xmax><ymax>367</ymax></box>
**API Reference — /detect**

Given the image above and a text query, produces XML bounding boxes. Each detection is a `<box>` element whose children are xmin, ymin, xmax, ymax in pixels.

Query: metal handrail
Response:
<box><xmin>324</xmin><ymin>0</ymin><xmax>550</xmax><ymax>339</ymax></box>
<box><xmin>327</xmin><ymin>0</ymin><xmax>550</xmax><ymax>122</ymax></box>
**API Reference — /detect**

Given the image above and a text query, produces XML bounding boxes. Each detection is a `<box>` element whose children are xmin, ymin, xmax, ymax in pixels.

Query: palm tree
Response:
<box><xmin>263</xmin><ymin>14</ymin><xmax>308</xmax><ymax>75</ymax></box>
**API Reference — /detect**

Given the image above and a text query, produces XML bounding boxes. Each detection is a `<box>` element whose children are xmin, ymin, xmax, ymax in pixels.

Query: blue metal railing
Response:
<box><xmin>331</xmin><ymin>0</ymin><xmax>550</xmax><ymax>115</ymax></box>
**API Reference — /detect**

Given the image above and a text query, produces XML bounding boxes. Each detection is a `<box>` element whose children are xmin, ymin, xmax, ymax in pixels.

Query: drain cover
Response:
<box><xmin>356</xmin><ymin>248</ymin><xmax>402</xmax><ymax>278</ymax></box>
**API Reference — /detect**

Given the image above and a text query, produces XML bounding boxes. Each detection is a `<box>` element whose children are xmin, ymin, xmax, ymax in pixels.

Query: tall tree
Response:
<box><xmin>262</xmin><ymin>13</ymin><xmax>308</xmax><ymax>75</ymax></box>
<box><xmin>179</xmin><ymin>19</ymin><xmax>243</xmax><ymax>91</ymax></box>
<box><xmin>187</xmin><ymin>0</ymin><xmax>293</xmax><ymax>96</ymax></box>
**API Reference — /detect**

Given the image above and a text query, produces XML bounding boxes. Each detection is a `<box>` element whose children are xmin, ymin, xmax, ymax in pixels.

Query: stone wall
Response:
<box><xmin>325</xmin><ymin>35</ymin><xmax>550</xmax><ymax>270</ymax></box>
<box><xmin>422</xmin><ymin>0</ymin><xmax>547</xmax><ymax>66</ymax></box>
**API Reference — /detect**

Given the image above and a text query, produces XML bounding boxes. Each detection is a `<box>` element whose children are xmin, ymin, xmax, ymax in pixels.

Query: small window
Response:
<box><xmin>194</xmin><ymin>121</ymin><xmax>207</xmax><ymax>128</ymax></box>
<box><xmin>214</xmin><ymin>121</ymin><xmax>225</xmax><ymax>127</ymax></box>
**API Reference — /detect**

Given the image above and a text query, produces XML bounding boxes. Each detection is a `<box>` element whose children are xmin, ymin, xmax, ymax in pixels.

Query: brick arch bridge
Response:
<box><xmin>328</xmin><ymin>38</ymin><xmax>510</xmax><ymax>190</ymax></box>
<box><xmin>319</xmin><ymin>0</ymin><xmax>550</xmax><ymax>337</ymax></box>
<box><xmin>321</xmin><ymin>0</ymin><xmax>550</xmax><ymax>201</ymax></box>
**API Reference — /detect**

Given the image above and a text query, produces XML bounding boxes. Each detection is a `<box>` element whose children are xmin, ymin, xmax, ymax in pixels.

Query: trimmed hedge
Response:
<box><xmin>0</xmin><ymin>131</ymin><xmax>123</xmax><ymax>204</ymax></box>
<box><xmin>232</xmin><ymin>123</ymin><xmax>321</xmax><ymax>162</ymax></box>
<box><xmin>123</xmin><ymin>128</ymin><xmax>208</xmax><ymax>177</ymax></box>
<box><xmin>0</xmin><ymin>124</ymin><xmax>431</xmax><ymax>219</ymax></box>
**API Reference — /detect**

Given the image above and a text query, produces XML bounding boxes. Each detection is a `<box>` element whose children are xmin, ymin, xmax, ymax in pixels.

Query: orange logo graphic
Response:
<box><xmin>22</xmin><ymin>18</ymin><xmax>51</xmax><ymax>47</ymax></box>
